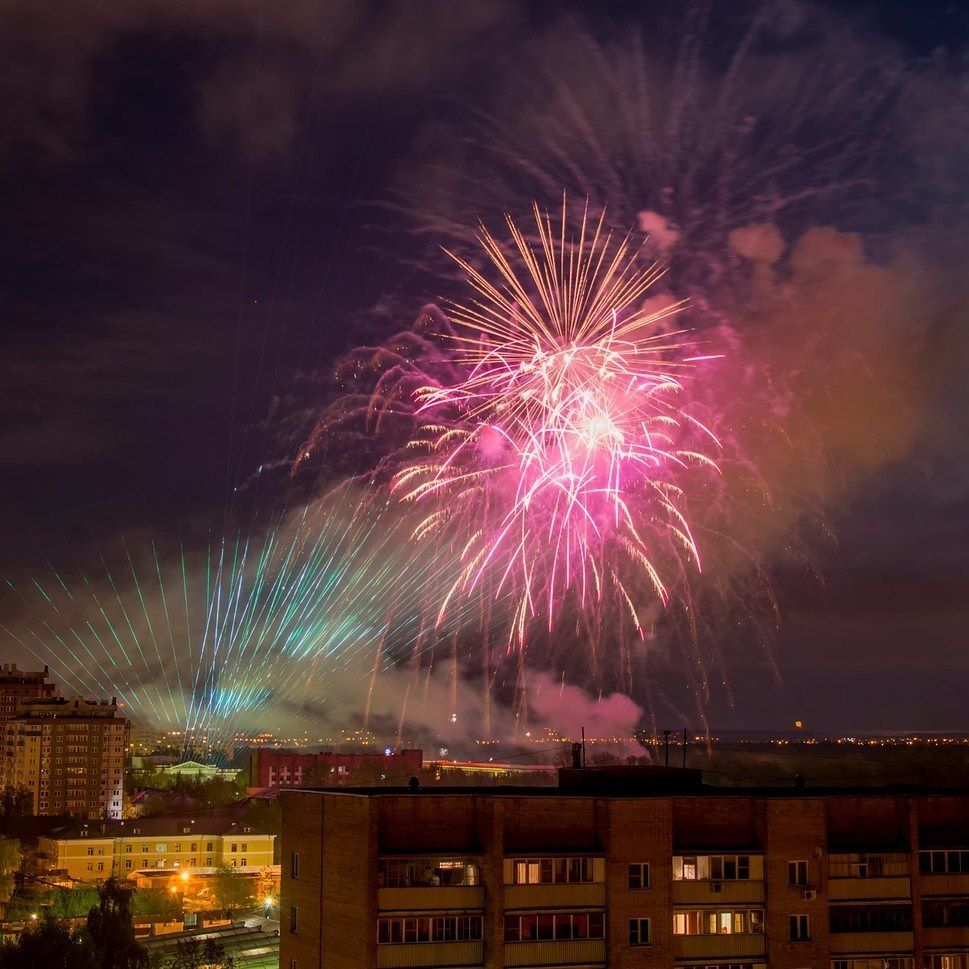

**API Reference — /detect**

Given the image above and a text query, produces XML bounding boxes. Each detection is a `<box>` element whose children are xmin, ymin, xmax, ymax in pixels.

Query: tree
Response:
<box><xmin>0</xmin><ymin>914</ymin><xmax>99</xmax><ymax>969</ymax></box>
<box><xmin>167</xmin><ymin>938</ymin><xmax>234</xmax><ymax>969</ymax></box>
<box><xmin>209</xmin><ymin>866</ymin><xmax>255</xmax><ymax>914</ymax></box>
<box><xmin>50</xmin><ymin>886</ymin><xmax>102</xmax><ymax>919</ymax></box>
<box><xmin>86</xmin><ymin>878</ymin><xmax>148</xmax><ymax>969</ymax></box>
<box><xmin>0</xmin><ymin>786</ymin><xmax>32</xmax><ymax>832</ymax></box>
<box><xmin>0</xmin><ymin>838</ymin><xmax>20</xmax><ymax>904</ymax></box>
<box><xmin>129</xmin><ymin>887</ymin><xmax>181</xmax><ymax>918</ymax></box>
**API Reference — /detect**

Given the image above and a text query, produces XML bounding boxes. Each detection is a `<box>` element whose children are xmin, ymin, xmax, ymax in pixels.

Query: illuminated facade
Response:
<box><xmin>1</xmin><ymin>696</ymin><xmax>127</xmax><ymax>819</ymax></box>
<box><xmin>38</xmin><ymin>814</ymin><xmax>276</xmax><ymax>882</ymax></box>
<box><xmin>280</xmin><ymin>767</ymin><xmax>969</xmax><ymax>969</ymax></box>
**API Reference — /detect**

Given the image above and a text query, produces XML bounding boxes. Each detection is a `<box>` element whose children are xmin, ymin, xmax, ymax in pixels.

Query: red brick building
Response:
<box><xmin>249</xmin><ymin>747</ymin><xmax>423</xmax><ymax>791</ymax></box>
<box><xmin>280</xmin><ymin>765</ymin><xmax>969</xmax><ymax>969</ymax></box>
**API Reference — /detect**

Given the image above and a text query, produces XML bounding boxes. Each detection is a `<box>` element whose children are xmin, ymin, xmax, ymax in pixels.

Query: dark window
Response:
<box><xmin>790</xmin><ymin>914</ymin><xmax>810</xmax><ymax>940</ymax></box>
<box><xmin>629</xmin><ymin>918</ymin><xmax>650</xmax><ymax>945</ymax></box>
<box><xmin>291</xmin><ymin>852</ymin><xmax>299</xmax><ymax>878</ymax></box>
<box><xmin>290</xmin><ymin>906</ymin><xmax>298</xmax><ymax>933</ymax></box>
<box><xmin>789</xmin><ymin>860</ymin><xmax>809</xmax><ymax>886</ymax></box>
<box><xmin>628</xmin><ymin>863</ymin><xmax>650</xmax><ymax>890</ymax></box>
<box><xmin>830</xmin><ymin>905</ymin><xmax>913</xmax><ymax>933</ymax></box>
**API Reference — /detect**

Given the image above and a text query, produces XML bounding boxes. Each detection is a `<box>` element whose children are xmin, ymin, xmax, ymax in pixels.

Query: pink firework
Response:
<box><xmin>394</xmin><ymin>200</ymin><xmax>721</xmax><ymax>646</ymax></box>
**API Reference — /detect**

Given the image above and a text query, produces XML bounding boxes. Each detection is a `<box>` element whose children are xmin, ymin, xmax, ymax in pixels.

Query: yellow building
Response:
<box><xmin>38</xmin><ymin>814</ymin><xmax>275</xmax><ymax>883</ymax></box>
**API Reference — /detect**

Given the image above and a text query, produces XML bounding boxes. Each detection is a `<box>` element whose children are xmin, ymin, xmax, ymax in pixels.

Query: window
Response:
<box><xmin>174</xmin><ymin>843</ymin><xmax>181</xmax><ymax>852</ymax></box>
<box><xmin>629</xmin><ymin>918</ymin><xmax>651</xmax><ymax>946</ymax></box>
<box><xmin>97</xmin><ymin>862</ymin><xmax>103</xmax><ymax>871</ymax></box>
<box><xmin>241</xmin><ymin>843</ymin><xmax>247</xmax><ymax>852</ymax></box>
<box><xmin>191</xmin><ymin>843</ymin><xmax>197</xmax><ymax>852</ymax></box>
<box><xmin>378</xmin><ymin>915</ymin><xmax>483</xmax><ymax>944</ymax></box>
<box><xmin>87</xmin><ymin>847</ymin><xmax>94</xmax><ymax>856</ymax></box>
<box><xmin>830</xmin><ymin>905</ymin><xmax>912</xmax><ymax>933</ymax></box>
<box><xmin>672</xmin><ymin>854</ymin><xmax>755</xmax><ymax>881</ymax></box>
<box><xmin>628</xmin><ymin>863</ymin><xmax>650</xmax><ymax>890</ymax></box>
<box><xmin>922</xmin><ymin>900</ymin><xmax>969</xmax><ymax>928</ymax></box>
<box><xmin>124</xmin><ymin>845</ymin><xmax>132</xmax><ymax>854</ymax></box>
<box><xmin>503</xmin><ymin>912</ymin><xmax>604</xmax><ymax>942</ymax></box>
<box><xmin>291</xmin><ymin>852</ymin><xmax>299</xmax><ymax>878</ymax></box>
<box><xmin>790</xmin><ymin>914</ymin><xmax>810</xmax><ymax>940</ymax></box>
<box><xmin>834</xmin><ymin>960</ymin><xmax>915</xmax><ymax>969</ymax></box>
<box><xmin>290</xmin><ymin>906</ymin><xmax>298</xmax><ymax>933</ymax></box>
<box><xmin>925</xmin><ymin>957</ymin><xmax>969</xmax><ymax>969</ymax></box>
<box><xmin>240</xmin><ymin>858</ymin><xmax>246</xmax><ymax>866</ymax></box>
<box><xmin>920</xmin><ymin>849</ymin><xmax>969</xmax><ymax>874</ymax></box>
<box><xmin>124</xmin><ymin>860</ymin><xmax>131</xmax><ymax>869</ymax></box>
<box><xmin>207</xmin><ymin>842</ymin><xmax>213</xmax><ymax>852</ymax></box>
<box><xmin>154</xmin><ymin>844</ymin><xmax>167</xmax><ymax>853</ymax></box>
<box><xmin>231</xmin><ymin>843</ymin><xmax>238</xmax><ymax>852</ymax></box>
<box><xmin>673</xmin><ymin>909</ymin><xmax>764</xmax><ymax>936</ymax></box>
<box><xmin>789</xmin><ymin>860</ymin><xmax>809</xmax><ymax>886</ymax></box>
<box><xmin>378</xmin><ymin>857</ymin><xmax>479</xmax><ymax>888</ymax></box>
<box><xmin>510</xmin><ymin>857</ymin><xmax>596</xmax><ymax>884</ymax></box>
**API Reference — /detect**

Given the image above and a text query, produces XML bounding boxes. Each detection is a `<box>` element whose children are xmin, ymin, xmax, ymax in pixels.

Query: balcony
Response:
<box><xmin>503</xmin><ymin>883</ymin><xmax>605</xmax><ymax>909</ymax></box>
<box><xmin>672</xmin><ymin>934</ymin><xmax>766</xmax><ymax>960</ymax></box>
<box><xmin>378</xmin><ymin>886</ymin><xmax>484</xmax><ymax>911</ymax></box>
<box><xmin>829</xmin><ymin>931</ymin><xmax>914</xmax><ymax>955</ymax></box>
<box><xmin>672</xmin><ymin>880</ymin><xmax>765</xmax><ymax>905</ymax></box>
<box><xmin>504</xmin><ymin>939</ymin><xmax>605</xmax><ymax>967</ymax></box>
<box><xmin>376</xmin><ymin>941</ymin><xmax>483</xmax><ymax>968</ymax></box>
<box><xmin>828</xmin><ymin>877</ymin><xmax>912</xmax><ymax>901</ymax></box>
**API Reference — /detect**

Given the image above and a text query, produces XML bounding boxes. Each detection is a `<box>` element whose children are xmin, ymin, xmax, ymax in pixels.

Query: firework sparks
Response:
<box><xmin>395</xmin><ymin>200</ymin><xmax>721</xmax><ymax>646</ymax></box>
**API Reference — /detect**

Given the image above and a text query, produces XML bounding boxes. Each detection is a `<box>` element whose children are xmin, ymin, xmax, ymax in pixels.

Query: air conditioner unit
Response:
<box><xmin>801</xmin><ymin>888</ymin><xmax>817</xmax><ymax>900</ymax></box>
<box><xmin>711</xmin><ymin>881</ymin><xmax>722</xmax><ymax>892</ymax></box>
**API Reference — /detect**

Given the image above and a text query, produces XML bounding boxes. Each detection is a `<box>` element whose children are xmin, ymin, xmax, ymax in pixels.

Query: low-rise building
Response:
<box><xmin>1</xmin><ymin>696</ymin><xmax>127</xmax><ymax>819</ymax></box>
<box><xmin>37</xmin><ymin>813</ymin><xmax>275</xmax><ymax>882</ymax></box>
<box><xmin>280</xmin><ymin>765</ymin><xmax>969</xmax><ymax>969</ymax></box>
<box><xmin>249</xmin><ymin>747</ymin><xmax>423</xmax><ymax>791</ymax></box>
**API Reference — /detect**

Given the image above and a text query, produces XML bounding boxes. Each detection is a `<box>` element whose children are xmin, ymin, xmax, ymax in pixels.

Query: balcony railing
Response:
<box><xmin>504</xmin><ymin>938</ymin><xmax>605</xmax><ymax>968</ymax></box>
<box><xmin>503</xmin><ymin>883</ymin><xmax>606</xmax><ymax>909</ymax></box>
<box><xmin>828</xmin><ymin>931</ymin><xmax>914</xmax><ymax>955</ymax></box>
<box><xmin>672</xmin><ymin>934</ymin><xmax>766</xmax><ymax>960</ymax></box>
<box><xmin>921</xmin><ymin>872</ymin><xmax>969</xmax><ymax>896</ymax></box>
<box><xmin>377</xmin><ymin>886</ymin><xmax>484</xmax><ymax>911</ymax></box>
<box><xmin>376</xmin><ymin>941</ymin><xmax>483</xmax><ymax>968</ymax></box>
<box><xmin>672</xmin><ymin>880</ymin><xmax>765</xmax><ymax>905</ymax></box>
<box><xmin>922</xmin><ymin>925</ymin><xmax>969</xmax><ymax>949</ymax></box>
<box><xmin>828</xmin><ymin>877</ymin><xmax>912</xmax><ymax>901</ymax></box>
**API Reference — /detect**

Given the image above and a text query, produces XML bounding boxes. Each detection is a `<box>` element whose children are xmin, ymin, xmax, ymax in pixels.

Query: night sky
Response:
<box><xmin>1</xmin><ymin>0</ymin><xmax>967</xmax><ymax>738</ymax></box>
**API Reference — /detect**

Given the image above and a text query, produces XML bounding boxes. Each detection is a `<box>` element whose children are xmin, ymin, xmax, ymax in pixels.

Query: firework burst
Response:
<box><xmin>395</xmin><ymin>201</ymin><xmax>721</xmax><ymax>648</ymax></box>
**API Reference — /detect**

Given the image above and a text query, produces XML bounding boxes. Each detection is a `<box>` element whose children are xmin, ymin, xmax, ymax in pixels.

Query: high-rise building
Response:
<box><xmin>0</xmin><ymin>663</ymin><xmax>56</xmax><ymax>722</ymax></box>
<box><xmin>2</xmin><ymin>696</ymin><xmax>128</xmax><ymax>819</ymax></box>
<box><xmin>280</xmin><ymin>766</ymin><xmax>969</xmax><ymax>969</ymax></box>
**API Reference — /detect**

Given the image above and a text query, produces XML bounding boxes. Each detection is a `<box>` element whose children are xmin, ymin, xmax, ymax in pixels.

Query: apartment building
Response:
<box><xmin>38</xmin><ymin>813</ymin><xmax>276</xmax><ymax>882</ymax></box>
<box><xmin>280</xmin><ymin>765</ymin><xmax>969</xmax><ymax>969</ymax></box>
<box><xmin>0</xmin><ymin>663</ymin><xmax>56</xmax><ymax>722</ymax></box>
<box><xmin>1</xmin><ymin>696</ymin><xmax>128</xmax><ymax>819</ymax></box>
